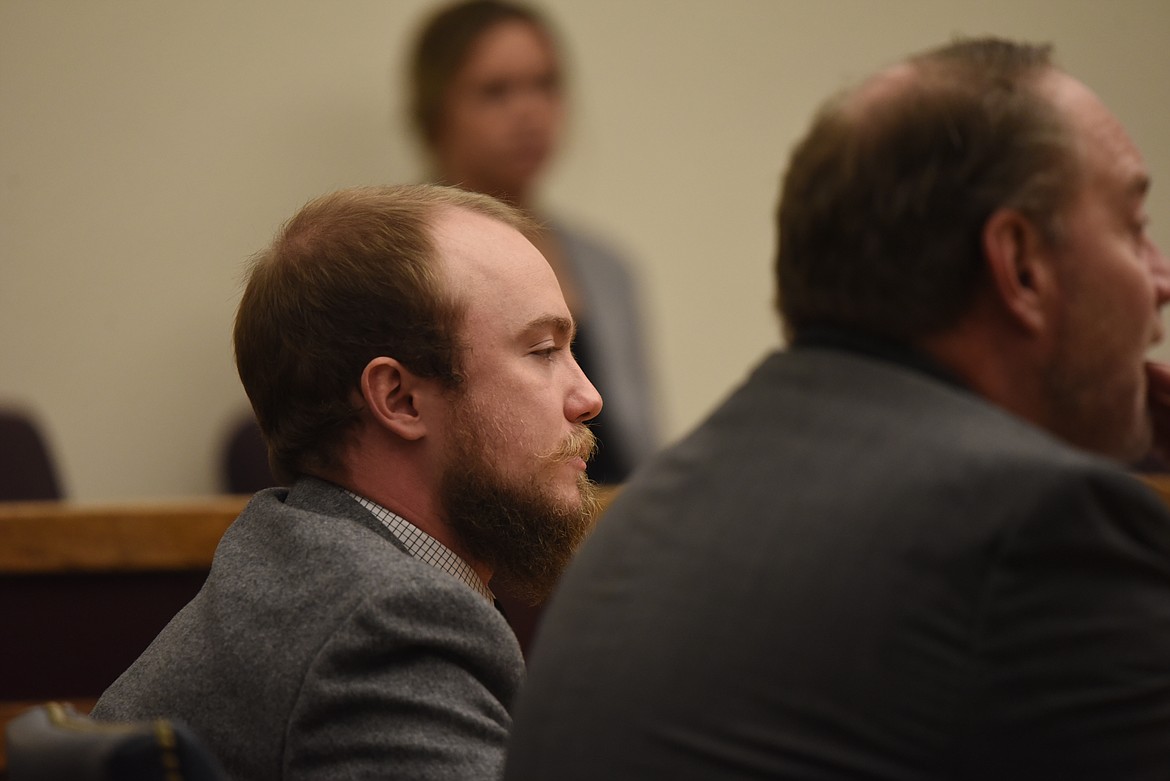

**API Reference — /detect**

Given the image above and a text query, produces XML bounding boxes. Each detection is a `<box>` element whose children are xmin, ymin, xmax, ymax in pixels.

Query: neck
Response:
<box><xmin>916</xmin><ymin>304</ymin><xmax>1051</xmax><ymax>432</ymax></box>
<box><xmin>335</xmin><ymin>443</ymin><xmax>495</xmax><ymax>586</ymax></box>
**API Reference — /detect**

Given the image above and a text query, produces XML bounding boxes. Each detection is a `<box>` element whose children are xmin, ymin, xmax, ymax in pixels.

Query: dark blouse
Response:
<box><xmin>573</xmin><ymin>323</ymin><xmax>632</xmax><ymax>485</ymax></box>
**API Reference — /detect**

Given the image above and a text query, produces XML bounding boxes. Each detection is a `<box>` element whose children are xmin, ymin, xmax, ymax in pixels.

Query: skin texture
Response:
<box><xmin>346</xmin><ymin>205</ymin><xmax>601</xmax><ymax>591</ymax></box>
<box><xmin>1035</xmin><ymin>71</ymin><xmax>1170</xmax><ymax>461</ymax></box>
<box><xmin>429</xmin><ymin>206</ymin><xmax>604</xmax><ymax>601</ymax></box>
<box><xmin>916</xmin><ymin>67</ymin><xmax>1170</xmax><ymax>465</ymax></box>
<box><xmin>430</xmin><ymin>206</ymin><xmax>601</xmax><ymax>508</ymax></box>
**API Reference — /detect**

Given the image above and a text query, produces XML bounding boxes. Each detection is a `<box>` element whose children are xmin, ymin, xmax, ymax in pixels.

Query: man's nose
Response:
<box><xmin>567</xmin><ymin>360</ymin><xmax>603</xmax><ymax>424</ymax></box>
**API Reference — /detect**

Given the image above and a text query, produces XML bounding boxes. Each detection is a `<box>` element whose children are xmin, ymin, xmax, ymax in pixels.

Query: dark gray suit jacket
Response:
<box><xmin>94</xmin><ymin>478</ymin><xmax>524</xmax><ymax>781</ymax></box>
<box><xmin>504</xmin><ymin>346</ymin><xmax>1170</xmax><ymax>780</ymax></box>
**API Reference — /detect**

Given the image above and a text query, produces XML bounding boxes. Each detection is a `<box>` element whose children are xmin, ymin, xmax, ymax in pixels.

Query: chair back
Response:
<box><xmin>222</xmin><ymin>414</ymin><xmax>276</xmax><ymax>494</ymax></box>
<box><xmin>5</xmin><ymin>702</ymin><xmax>226</xmax><ymax>780</ymax></box>
<box><xmin>0</xmin><ymin>410</ymin><xmax>61</xmax><ymax>502</ymax></box>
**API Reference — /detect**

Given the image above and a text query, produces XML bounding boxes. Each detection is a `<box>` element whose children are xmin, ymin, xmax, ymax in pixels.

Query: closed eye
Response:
<box><xmin>520</xmin><ymin>315</ymin><xmax>576</xmax><ymax>362</ymax></box>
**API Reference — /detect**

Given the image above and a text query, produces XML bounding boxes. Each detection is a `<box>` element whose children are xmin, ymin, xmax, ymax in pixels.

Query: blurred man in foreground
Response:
<box><xmin>505</xmin><ymin>39</ymin><xmax>1170</xmax><ymax>779</ymax></box>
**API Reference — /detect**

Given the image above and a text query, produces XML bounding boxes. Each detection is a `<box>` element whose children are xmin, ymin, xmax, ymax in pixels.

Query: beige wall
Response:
<box><xmin>2</xmin><ymin>0</ymin><xmax>1169</xmax><ymax>500</ymax></box>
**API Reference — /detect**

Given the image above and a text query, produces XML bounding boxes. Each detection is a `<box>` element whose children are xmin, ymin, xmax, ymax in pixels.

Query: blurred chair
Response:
<box><xmin>222</xmin><ymin>414</ymin><xmax>276</xmax><ymax>495</ymax></box>
<box><xmin>5</xmin><ymin>702</ymin><xmax>226</xmax><ymax>781</ymax></box>
<box><xmin>0</xmin><ymin>410</ymin><xmax>62</xmax><ymax>502</ymax></box>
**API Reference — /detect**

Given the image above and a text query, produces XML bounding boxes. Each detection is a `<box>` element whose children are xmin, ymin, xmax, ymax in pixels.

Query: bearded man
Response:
<box><xmin>92</xmin><ymin>184</ymin><xmax>603</xmax><ymax>781</ymax></box>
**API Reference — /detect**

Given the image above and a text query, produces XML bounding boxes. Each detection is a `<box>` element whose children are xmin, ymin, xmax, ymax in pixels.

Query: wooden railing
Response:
<box><xmin>0</xmin><ymin>496</ymin><xmax>249</xmax><ymax>574</ymax></box>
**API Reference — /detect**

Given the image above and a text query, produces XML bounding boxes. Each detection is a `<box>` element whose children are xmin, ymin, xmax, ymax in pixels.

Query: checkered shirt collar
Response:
<box><xmin>345</xmin><ymin>491</ymin><xmax>494</xmax><ymax>602</ymax></box>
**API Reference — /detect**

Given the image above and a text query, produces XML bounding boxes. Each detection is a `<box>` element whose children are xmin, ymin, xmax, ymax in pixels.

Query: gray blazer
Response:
<box><xmin>94</xmin><ymin>478</ymin><xmax>524</xmax><ymax>781</ymax></box>
<box><xmin>505</xmin><ymin>346</ymin><xmax>1170</xmax><ymax>779</ymax></box>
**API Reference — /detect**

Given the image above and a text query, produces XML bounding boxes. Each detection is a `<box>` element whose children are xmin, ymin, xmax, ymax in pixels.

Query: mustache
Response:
<box><xmin>539</xmin><ymin>424</ymin><xmax>598</xmax><ymax>464</ymax></box>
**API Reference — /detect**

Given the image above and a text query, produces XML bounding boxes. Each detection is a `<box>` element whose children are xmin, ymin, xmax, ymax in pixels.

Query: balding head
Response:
<box><xmin>775</xmin><ymin>38</ymin><xmax>1079</xmax><ymax>341</ymax></box>
<box><xmin>233</xmin><ymin>184</ymin><xmax>537</xmax><ymax>483</ymax></box>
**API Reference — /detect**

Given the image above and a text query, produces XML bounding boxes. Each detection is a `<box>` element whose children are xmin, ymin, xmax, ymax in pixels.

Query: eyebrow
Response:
<box><xmin>521</xmin><ymin>315</ymin><xmax>576</xmax><ymax>343</ymax></box>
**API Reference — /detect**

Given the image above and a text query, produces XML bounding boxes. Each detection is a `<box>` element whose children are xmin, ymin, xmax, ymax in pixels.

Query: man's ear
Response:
<box><xmin>360</xmin><ymin>357</ymin><xmax>431</xmax><ymax>441</ymax></box>
<box><xmin>981</xmin><ymin>208</ymin><xmax>1058</xmax><ymax>335</ymax></box>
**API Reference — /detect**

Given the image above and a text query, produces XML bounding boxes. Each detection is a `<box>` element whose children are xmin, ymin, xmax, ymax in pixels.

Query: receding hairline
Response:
<box><xmin>836</xmin><ymin>62</ymin><xmax>919</xmax><ymax>120</ymax></box>
<box><xmin>836</xmin><ymin>50</ymin><xmax>1061</xmax><ymax>127</ymax></box>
